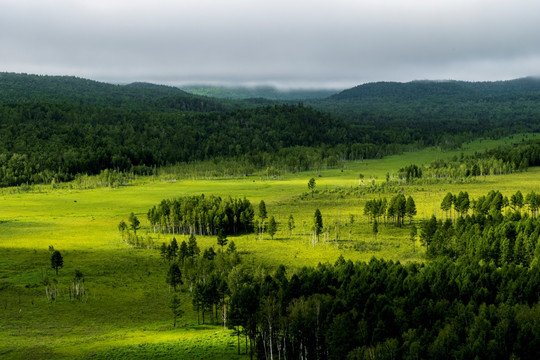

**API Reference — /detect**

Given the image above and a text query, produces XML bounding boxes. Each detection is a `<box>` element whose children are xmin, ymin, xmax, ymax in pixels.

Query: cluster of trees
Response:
<box><xmin>147</xmin><ymin>195</ymin><xmax>255</xmax><ymax>236</ymax></box>
<box><xmin>421</xmin><ymin>190</ymin><xmax>540</xmax><ymax>262</ymax></box>
<box><xmin>160</xmin><ymin>235</ymin><xmax>203</xmax><ymax>266</ymax></box>
<box><xmin>117</xmin><ymin>213</ymin><xmax>159</xmax><ymax>249</ymax></box>
<box><xmin>223</xmin><ymin>257</ymin><xmax>540</xmax><ymax>360</ymax></box>
<box><xmin>43</xmin><ymin>248</ymin><xmax>87</xmax><ymax>302</ymax></box>
<box><xmin>159</xmin><ymin>234</ymin><xmax>240</xmax><ymax>327</ymax></box>
<box><xmin>439</xmin><ymin>190</ymin><xmax>540</xmax><ymax>220</ymax></box>
<box><xmin>70</xmin><ymin>169</ymin><xmax>134</xmax><ymax>189</ymax></box>
<box><xmin>440</xmin><ymin>191</ymin><xmax>471</xmax><ymax>218</ymax></box>
<box><xmin>397</xmin><ymin>164</ymin><xmax>422</xmax><ymax>182</ymax></box>
<box><xmin>400</xmin><ymin>141</ymin><xmax>540</xmax><ymax>181</ymax></box>
<box><xmin>364</xmin><ymin>195</ymin><xmax>417</xmax><ymax>227</ymax></box>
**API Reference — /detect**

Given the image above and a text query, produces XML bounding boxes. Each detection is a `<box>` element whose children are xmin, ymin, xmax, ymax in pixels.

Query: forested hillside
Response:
<box><xmin>0</xmin><ymin>100</ymin><xmax>366</xmax><ymax>186</ymax></box>
<box><xmin>2</xmin><ymin>73</ymin><xmax>540</xmax><ymax>187</ymax></box>
<box><xmin>0</xmin><ymin>73</ymin><xmax>226</xmax><ymax>112</ymax></box>
<box><xmin>312</xmin><ymin>78</ymin><xmax>540</xmax><ymax>145</ymax></box>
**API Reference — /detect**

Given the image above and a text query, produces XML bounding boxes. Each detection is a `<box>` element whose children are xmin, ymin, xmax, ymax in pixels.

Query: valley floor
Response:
<box><xmin>1</xmin><ymin>135</ymin><xmax>539</xmax><ymax>359</ymax></box>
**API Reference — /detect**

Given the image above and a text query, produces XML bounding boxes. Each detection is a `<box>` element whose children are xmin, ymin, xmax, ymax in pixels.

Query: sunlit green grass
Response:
<box><xmin>1</xmin><ymin>133</ymin><xmax>539</xmax><ymax>359</ymax></box>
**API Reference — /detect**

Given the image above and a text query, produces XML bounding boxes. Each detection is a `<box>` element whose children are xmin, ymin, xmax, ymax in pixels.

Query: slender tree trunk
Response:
<box><xmin>269</xmin><ymin>324</ymin><xmax>273</xmax><ymax>360</ymax></box>
<box><xmin>237</xmin><ymin>326</ymin><xmax>241</xmax><ymax>354</ymax></box>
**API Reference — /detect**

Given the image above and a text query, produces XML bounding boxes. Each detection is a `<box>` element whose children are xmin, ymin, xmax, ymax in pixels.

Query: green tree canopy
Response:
<box><xmin>50</xmin><ymin>250</ymin><xmax>64</xmax><ymax>275</ymax></box>
<box><xmin>308</xmin><ymin>177</ymin><xmax>316</xmax><ymax>197</ymax></box>
<box><xmin>166</xmin><ymin>263</ymin><xmax>183</xmax><ymax>292</ymax></box>
<box><xmin>268</xmin><ymin>216</ymin><xmax>277</xmax><ymax>240</ymax></box>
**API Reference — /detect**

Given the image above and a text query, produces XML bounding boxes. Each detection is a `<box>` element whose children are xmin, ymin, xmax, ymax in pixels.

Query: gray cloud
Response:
<box><xmin>1</xmin><ymin>0</ymin><xmax>540</xmax><ymax>88</ymax></box>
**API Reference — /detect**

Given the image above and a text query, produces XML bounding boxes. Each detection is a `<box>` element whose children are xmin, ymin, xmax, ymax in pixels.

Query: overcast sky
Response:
<box><xmin>2</xmin><ymin>0</ymin><xmax>540</xmax><ymax>89</ymax></box>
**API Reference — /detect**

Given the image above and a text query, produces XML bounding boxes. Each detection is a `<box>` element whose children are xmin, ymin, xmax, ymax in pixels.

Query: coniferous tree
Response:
<box><xmin>287</xmin><ymin>214</ymin><xmax>295</xmax><ymax>237</ymax></box>
<box><xmin>441</xmin><ymin>192</ymin><xmax>454</xmax><ymax>219</ymax></box>
<box><xmin>267</xmin><ymin>216</ymin><xmax>277</xmax><ymax>240</ymax></box>
<box><xmin>313</xmin><ymin>209</ymin><xmax>323</xmax><ymax>242</ymax></box>
<box><xmin>405</xmin><ymin>196</ymin><xmax>417</xmax><ymax>224</ymax></box>
<box><xmin>159</xmin><ymin>242</ymin><xmax>168</xmax><ymax>261</ymax></box>
<box><xmin>166</xmin><ymin>263</ymin><xmax>183</xmax><ymax>292</ymax></box>
<box><xmin>170</xmin><ymin>237</ymin><xmax>179</xmax><ymax>261</ymax></box>
<box><xmin>179</xmin><ymin>240</ymin><xmax>188</xmax><ymax>264</ymax></box>
<box><xmin>511</xmin><ymin>190</ymin><xmax>524</xmax><ymax>210</ymax></box>
<box><xmin>128</xmin><ymin>212</ymin><xmax>141</xmax><ymax>234</ymax></box>
<box><xmin>50</xmin><ymin>250</ymin><xmax>63</xmax><ymax>275</ymax></box>
<box><xmin>187</xmin><ymin>234</ymin><xmax>200</xmax><ymax>258</ymax></box>
<box><xmin>308</xmin><ymin>177</ymin><xmax>316</xmax><ymax>198</ymax></box>
<box><xmin>217</xmin><ymin>231</ymin><xmax>228</xmax><ymax>251</ymax></box>
<box><xmin>118</xmin><ymin>220</ymin><xmax>128</xmax><ymax>241</ymax></box>
<box><xmin>203</xmin><ymin>247</ymin><xmax>216</xmax><ymax>261</ymax></box>
<box><xmin>169</xmin><ymin>294</ymin><xmax>184</xmax><ymax>327</ymax></box>
<box><xmin>455</xmin><ymin>192</ymin><xmax>470</xmax><ymax>217</ymax></box>
<box><xmin>227</xmin><ymin>241</ymin><xmax>237</xmax><ymax>253</ymax></box>
<box><xmin>258</xmin><ymin>200</ymin><xmax>268</xmax><ymax>240</ymax></box>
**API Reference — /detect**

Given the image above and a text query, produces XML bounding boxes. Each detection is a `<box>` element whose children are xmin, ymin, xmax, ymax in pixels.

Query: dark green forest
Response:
<box><xmin>2</xmin><ymin>73</ymin><xmax>540</xmax><ymax>187</ymax></box>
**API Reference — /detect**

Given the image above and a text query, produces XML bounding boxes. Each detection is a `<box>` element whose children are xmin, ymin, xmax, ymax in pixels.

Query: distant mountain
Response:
<box><xmin>0</xmin><ymin>72</ymin><xmax>226</xmax><ymax>112</ymax></box>
<box><xmin>309</xmin><ymin>77</ymin><xmax>540</xmax><ymax>129</ymax></box>
<box><xmin>329</xmin><ymin>80</ymin><xmax>477</xmax><ymax>101</ymax></box>
<box><xmin>329</xmin><ymin>77</ymin><xmax>540</xmax><ymax>101</ymax></box>
<box><xmin>460</xmin><ymin>77</ymin><xmax>540</xmax><ymax>94</ymax></box>
<box><xmin>182</xmin><ymin>85</ymin><xmax>338</xmax><ymax>101</ymax></box>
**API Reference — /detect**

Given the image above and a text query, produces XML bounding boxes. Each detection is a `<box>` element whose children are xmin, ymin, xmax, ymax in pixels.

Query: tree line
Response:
<box><xmin>3</xmin><ymin>103</ymin><xmax>540</xmax><ymax>188</ymax></box>
<box><xmin>399</xmin><ymin>140</ymin><xmax>540</xmax><ymax>181</ymax></box>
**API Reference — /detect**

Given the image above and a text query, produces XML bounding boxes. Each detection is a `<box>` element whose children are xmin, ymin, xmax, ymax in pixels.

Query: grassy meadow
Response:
<box><xmin>1</xmin><ymin>134</ymin><xmax>539</xmax><ymax>359</ymax></box>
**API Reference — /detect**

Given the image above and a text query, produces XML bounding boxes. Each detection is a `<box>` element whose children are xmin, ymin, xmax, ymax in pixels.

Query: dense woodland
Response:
<box><xmin>2</xmin><ymin>74</ymin><xmax>540</xmax><ymax>187</ymax></box>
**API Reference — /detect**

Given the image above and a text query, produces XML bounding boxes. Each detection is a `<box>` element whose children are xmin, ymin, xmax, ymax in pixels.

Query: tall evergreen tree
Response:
<box><xmin>187</xmin><ymin>234</ymin><xmax>200</xmax><ymax>258</ymax></box>
<box><xmin>169</xmin><ymin>294</ymin><xmax>184</xmax><ymax>327</ymax></box>
<box><xmin>313</xmin><ymin>209</ymin><xmax>323</xmax><ymax>242</ymax></box>
<box><xmin>405</xmin><ymin>196</ymin><xmax>417</xmax><ymax>224</ymax></box>
<box><xmin>50</xmin><ymin>250</ymin><xmax>64</xmax><ymax>275</ymax></box>
<box><xmin>217</xmin><ymin>231</ymin><xmax>228</xmax><ymax>251</ymax></box>
<box><xmin>166</xmin><ymin>263</ymin><xmax>183</xmax><ymax>292</ymax></box>
<box><xmin>287</xmin><ymin>214</ymin><xmax>295</xmax><ymax>237</ymax></box>
<box><xmin>170</xmin><ymin>237</ymin><xmax>179</xmax><ymax>261</ymax></box>
<box><xmin>267</xmin><ymin>216</ymin><xmax>277</xmax><ymax>240</ymax></box>
<box><xmin>308</xmin><ymin>177</ymin><xmax>316</xmax><ymax>198</ymax></box>
<box><xmin>128</xmin><ymin>212</ymin><xmax>141</xmax><ymax>234</ymax></box>
<box><xmin>258</xmin><ymin>200</ymin><xmax>268</xmax><ymax>240</ymax></box>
